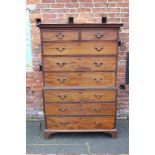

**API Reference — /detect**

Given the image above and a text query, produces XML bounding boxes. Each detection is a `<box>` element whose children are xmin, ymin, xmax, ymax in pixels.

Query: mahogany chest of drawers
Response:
<box><xmin>37</xmin><ymin>23</ymin><xmax>123</xmax><ymax>139</ymax></box>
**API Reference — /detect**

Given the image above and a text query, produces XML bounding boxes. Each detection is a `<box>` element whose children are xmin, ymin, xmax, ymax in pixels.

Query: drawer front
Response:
<box><xmin>44</xmin><ymin>89</ymin><xmax>116</xmax><ymax>102</ymax></box>
<box><xmin>46</xmin><ymin>116</ymin><xmax>115</xmax><ymax>129</ymax></box>
<box><xmin>81</xmin><ymin>30</ymin><xmax>117</xmax><ymax>41</ymax></box>
<box><xmin>45</xmin><ymin>103</ymin><xmax>115</xmax><ymax>116</ymax></box>
<box><xmin>43</xmin><ymin>41</ymin><xmax>117</xmax><ymax>55</ymax></box>
<box><xmin>43</xmin><ymin>57</ymin><xmax>116</xmax><ymax>71</ymax></box>
<box><xmin>44</xmin><ymin>72</ymin><xmax>115</xmax><ymax>87</ymax></box>
<box><xmin>42</xmin><ymin>31</ymin><xmax>79</xmax><ymax>41</ymax></box>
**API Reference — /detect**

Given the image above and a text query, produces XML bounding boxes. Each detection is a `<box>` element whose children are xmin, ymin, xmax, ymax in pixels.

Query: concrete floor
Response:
<box><xmin>26</xmin><ymin>119</ymin><xmax>129</xmax><ymax>154</ymax></box>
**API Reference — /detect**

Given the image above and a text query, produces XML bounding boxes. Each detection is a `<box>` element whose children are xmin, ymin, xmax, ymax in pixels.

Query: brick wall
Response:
<box><xmin>26</xmin><ymin>0</ymin><xmax>129</xmax><ymax>119</ymax></box>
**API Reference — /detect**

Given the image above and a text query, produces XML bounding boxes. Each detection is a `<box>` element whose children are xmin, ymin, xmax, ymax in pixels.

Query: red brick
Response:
<box><xmin>78</xmin><ymin>0</ymin><xmax>92</xmax><ymax>2</ymax></box>
<box><xmin>65</xmin><ymin>3</ymin><xmax>79</xmax><ymax>8</ymax></box>
<box><xmin>87</xmin><ymin>18</ymin><xmax>101</xmax><ymax>23</ymax></box>
<box><xmin>30</xmin><ymin>14</ymin><xmax>42</xmax><ymax>23</ymax></box>
<box><xmin>65</xmin><ymin>13</ymin><xmax>78</xmax><ymax>18</ymax></box>
<box><xmin>51</xmin><ymin>18</ymin><xmax>67</xmax><ymax>23</ymax></box>
<box><xmin>70</xmin><ymin>9</ymin><xmax>78</xmax><ymax>13</ymax></box>
<box><xmin>93</xmin><ymin>0</ymin><xmax>107</xmax><ymax>2</ymax></box>
<box><xmin>42</xmin><ymin>8</ymin><xmax>70</xmax><ymax>13</ymax></box>
<box><xmin>107</xmin><ymin>8</ymin><xmax>120</xmax><ymax>12</ymax></box>
<box><xmin>108</xmin><ymin>18</ymin><xmax>121</xmax><ymax>23</ymax></box>
<box><xmin>118</xmin><ymin>67</ymin><xmax>126</xmax><ymax>73</ymax></box>
<box><xmin>78</xmin><ymin>8</ymin><xmax>92</xmax><ymax>13</ymax></box>
<box><xmin>56</xmin><ymin>14</ymin><xmax>65</xmax><ymax>18</ymax></box>
<box><xmin>79</xmin><ymin>13</ymin><xmax>93</xmax><ymax>18</ymax></box>
<box><xmin>27</xmin><ymin>0</ymin><xmax>40</xmax><ymax>4</ymax></box>
<box><xmin>31</xmin><ymin>87</ymin><xmax>42</xmax><ymax>92</ymax></box>
<box><xmin>56</xmin><ymin>0</ymin><xmax>70</xmax><ymax>3</ymax></box>
<box><xmin>37</xmin><ymin>4</ymin><xmax>50</xmax><ymax>9</ymax></box>
<box><xmin>121</xmin><ymin>18</ymin><xmax>129</xmax><ymax>23</ymax></box>
<box><xmin>92</xmin><ymin>8</ymin><xmax>107</xmax><ymax>13</ymax></box>
<box><xmin>122</xmin><ymin>3</ymin><xmax>129</xmax><ymax>7</ymax></box>
<box><xmin>32</xmin><ymin>53</ymin><xmax>41</xmax><ymax>58</ymax></box>
<box><xmin>30</xmin><ymin>9</ymin><xmax>40</xmax><ymax>14</ymax></box>
<box><xmin>108</xmin><ymin>3</ymin><xmax>122</xmax><ymax>7</ymax></box>
<box><xmin>43</xmin><ymin>14</ymin><xmax>57</xmax><ymax>18</ymax></box>
<box><xmin>122</xmin><ymin>13</ymin><xmax>129</xmax><ymax>17</ymax></box>
<box><xmin>120</xmin><ymin>33</ymin><xmax>129</xmax><ymax>38</ymax></box>
<box><xmin>108</xmin><ymin>13</ymin><xmax>116</xmax><ymax>17</ymax></box>
<box><xmin>80</xmin><ymin>3</ymin><xmax>94</xmax><ymax>7</ymax></box>
<box><xmin>41</xmin><ymin>0</ymin><xmax>55</xmax><ymax>3</ymax></box>
<box><xmin>108</xmin><ymin>0</ymin><xmax>122</xmax><ymax>2</ymax></box>
<box><xmin>75</xmin><ymin>17</ymin><xmax>88</xmax><ymax>23</ymax></box>
<box><xmin>121</xmin><ymin>8</ymin><xmax>129</xmax><ymax>12</ymax></box>
<box><xmin>26</xmin><ymin>81</ymin><xmax>32</xmax><ymax>87</ymax></box>
<box><xmin>51</xmin><ymin>3</ymin><xmax>65</xmax><ymax>8</ymax></box>
<box><xmin>95</xmin><ymin>3</ymin><xmax>107</xmax><ymax>7</ymax></box>
<box><xmin>122</xmin><ymin>0</ymin><xmax>128</xmax><ymax>2</ymax></box>
<box><xmin>92</xmin><ymin>13</ymin><xmax>109</xmax><ymax>17</ymax></box>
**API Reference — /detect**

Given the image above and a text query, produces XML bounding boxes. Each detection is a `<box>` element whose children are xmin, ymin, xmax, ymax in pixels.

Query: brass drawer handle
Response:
<box><xmin>60</xmin><ymin>122</ymin><xmax>70</xmax><ymax>125</ymax></box>
<box><xmin>93</xmin><ymin>108</ymin><xmax>102</xmax><ymax>112</ymax></box>
<box><xmin>57</xmin><ymin>78</ymin><xmax>66</xmax><ymax>83</ymax></box>
<box><xmin>58</xmin><ymin>108</ymin><xmax>67</xmax><ymax>112</ymax></box>
<box><xmin>58</xmin><ymin>95</ymin><xmax>67</xmax><ymax>99</ymax></box>
<box><xmin>56</xmin><ymin>33</ymin><xmax>64</xmax><ymax>39</ymax></box>
<box><xmin>94</xmin><ymin>78</ymin><xmax>103</xmax><ymax>83</ymax></box>
<box><xmin>94</xmin><ymin>62</ymin><xmax>103</xmax><ymax>67</ymax></box>
<box><xmin>56</xmin><ymin>47</ymin><xmax>65</xmax><ymax>52</ymax></box>
<box><xmin>94</xmin><ymin>33</ymin><xmax>104</xmax><ymax>39</ymax></box>
<box><xmin>94</xmin><ymin>47</ymin><xmax>103</xmax><ymax>51</ymax></box>
<box><xmin>56</xmin><ymin>62</ymin><xmax>67</xmax><ymax>67</ymax></box>
<box><xmin>94</xmin><ymin>94</ymin><xmax>102</xmax><ymax>99</ymax></box>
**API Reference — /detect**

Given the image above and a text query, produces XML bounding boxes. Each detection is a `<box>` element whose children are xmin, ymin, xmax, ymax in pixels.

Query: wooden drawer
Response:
<box><xmin>46</xmin><ymin>116</ymin><xmax>115</xmax><ymax>129</ymax></box>
<box><xmin>81</xmin><ymin>29</ymin><xmax>117</xmax><ymax>41</ymax></box>
<box><xmin>43</xmin><ymin>56</ymin><xmax>116</xmax><ymax>71</ymax></box>
<box><xmin>44</xmin><ymin>72</ymin><xmax>115</xmax><ymax>87</ymax></box>
<box><xmin>44</xmin><ymin>89</ymin><xmax>116</xmax><ymax>102</ymax></box>
<box><xmin>43</xmin><ymin>41</ymin><xmax>117</xmax><ymax>55</ymax></box>
<box><xmin>42</xmin><ymin>31</ymin><xmax>79</xmax><ymax>41</ymax></box>
<box><xmin>45</xmin><ymin>103</ymin><xmax>115</xmax><ymax>116</ymax></box>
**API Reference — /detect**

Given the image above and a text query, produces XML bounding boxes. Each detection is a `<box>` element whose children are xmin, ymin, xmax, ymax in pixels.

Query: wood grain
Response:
<box><xmin>44</xmin><ymin>72</ymin><xmax>115</xmax><ymax>87</ymax></box>
<box><xmin>45</xmin><ymin>103</ymin><xmax>115</xmax><ymax>115</ymax></box>
<box><xmin>46</xmin><ymin>116</ymin><xmax>115</xmax><ymax>129</ymax></box>
<box><xmin>43</xmin><ymin>56</ymin><xmax>116</xmax><ymax>71</ymax></box>
<box><xmin>37</xmin><ymin>23</ymin><xmax>123</xmax><ymax>138</ymax></box>
<box><xmin>44</xmin><ymin>89</ymin><xmax>116</xmax><ymax>102</ymax></box>
<box><xmin>42</xmin><ymin>31</ymin><xmax>79</xmax><ymax>41</ymax></box>
<box><xmin>43</xmin><ymin>41</ymin><xmax>117</xmax><ymax>55</ymax></box>
<box><xmin>81</xmin><ymin>29</ymin><xmax>117</xmax><ymax>40</ymax></box>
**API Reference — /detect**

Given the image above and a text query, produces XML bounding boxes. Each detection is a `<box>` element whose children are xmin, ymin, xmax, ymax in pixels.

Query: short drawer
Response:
<box><xmin>43</xmin><ymin>56</ymin><xmax>116</xmax><ymax>71</ymax></box>
<box><xmin>44</xmin><ymin>72</ymin><xmax>115</xmax><ymax>87</ymax></box>
<box><xmin>44</xmin><ymin>89</ymin><xmax>116</xmax><ymax>102</ymax></box>
<box><xmin>43</xmin><ymin>41</ymin><xmax>117</xmax><ymax>55</ymax></box>
<box><xmin>42</xmin><ymin>31</ymin><xmax>79</xmax><ymax>41</ymax></box>
<box><xmin>81</xmin><ymin>29</ymin><xmax>117</xmax><ymax>41</ymax></box>
<box><xmin>46</xmin><ymin>116</ymin><xmax>115</xmax><ymax>129</ymax></box>
<box><xmin>45</xmin><ymin>103</ymin><xmax>115</xmax><ymax>116</ymax></box>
